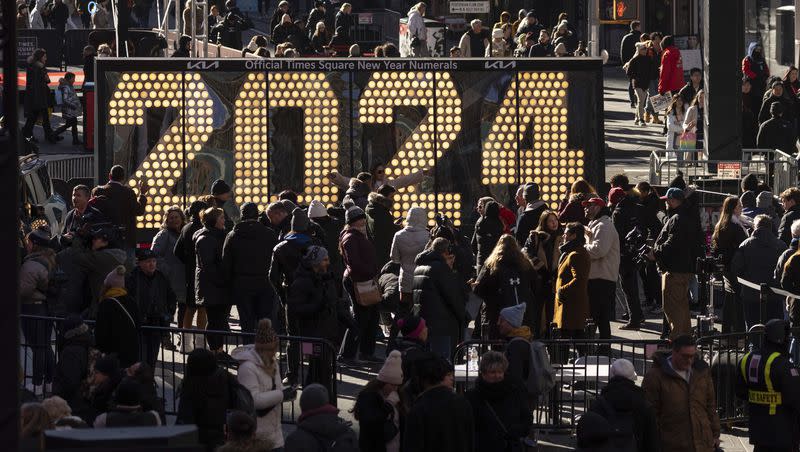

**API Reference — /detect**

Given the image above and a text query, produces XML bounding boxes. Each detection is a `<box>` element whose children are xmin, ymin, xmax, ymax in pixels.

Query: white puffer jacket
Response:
<box><xmin>585</xmin><ymin>214</ymin><xmax>620</xmax><ymax>282</ymax></box>
<box><xmin>390</xmin><ymin>207</ymin><xmax>430</xmax><ymax>293</ymax></box>
<box><xmin>231</xmin><ymin>345</ymin><xmax>284</xmax><ymax>448</ymax></box>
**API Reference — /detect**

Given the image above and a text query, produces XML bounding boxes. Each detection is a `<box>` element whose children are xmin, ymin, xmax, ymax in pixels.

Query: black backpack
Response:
<box><xmin>300</xmin><ymin>422</ymin><xmax>358</xmax><ymax>452</ymax></box>
<box><xmin>593</xmin><ymin>396</ymin><xmax>638</xmax><ymax>452</ymax></box>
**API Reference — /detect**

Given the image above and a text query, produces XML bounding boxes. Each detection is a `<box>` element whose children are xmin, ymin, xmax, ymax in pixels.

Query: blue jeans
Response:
<box><xmin>235</xmin><ymin>286</ymin><xmax>276</xmax><ymax>344</ymax></box>
<box><xmin>21</xmin><ymin>304</ymin><xmax>55</xmax><ymax>385</ymax></box>
<box><xmin>646</xmin><ymin>79</ymin><xmax>658</xmax><ymax>115</ymax></box>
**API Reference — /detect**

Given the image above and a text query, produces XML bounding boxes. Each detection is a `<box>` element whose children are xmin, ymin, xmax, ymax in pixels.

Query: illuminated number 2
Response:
<box><xmin>358</xmin><ymin>71</ymin><xmax>464</xmax><ymax>225</ymax></box>
<box><xmin>109</xmin><ymin>72</ymin><xmax>212</xmax><ymax>229</ymax></box>
<box><xmin>481</xmin><ymin>72</ymin><xmax>585</xmax><ymax>209</ymax></box>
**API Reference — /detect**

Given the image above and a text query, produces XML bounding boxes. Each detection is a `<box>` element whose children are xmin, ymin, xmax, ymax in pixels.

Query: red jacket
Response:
<box><xmin>742</xmin><ymin>56</ymin><xmax>770</xmax><ymax>81</ymax></box>
<box><xmin>658</xmin><ymin>46</ymin><xmax>684</xmax><ymax>94</ymax></box>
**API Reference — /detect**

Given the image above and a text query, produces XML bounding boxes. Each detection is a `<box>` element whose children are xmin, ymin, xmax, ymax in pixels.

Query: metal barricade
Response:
<box><xmin>19</xmin><ymin>315</ymin><xmax>338</xmax><ymax>424</ymax></box>
<box><xmin>45</xmin><ymin>155</ymin><xmax>95</xmax><ymax>181</ymax></box>
<box><xmin>696</xmin><ymin>331</ymin><xmax>757</xmax><ymax>426</ymax></box>
<box><xmin>453</xmin><ymin>338</ymin><xmax>667</xmax><ymax>431</ymax></box>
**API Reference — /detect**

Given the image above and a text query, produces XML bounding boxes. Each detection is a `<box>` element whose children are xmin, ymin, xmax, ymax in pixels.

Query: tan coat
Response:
<box><xmin>642</xmin><ymin>351</ymin><xmax>720</xmax><ymax>452</ymax></box>
<box><xmin>553</xmin><ymin>246</ymin><xmax>590</xmax><ymax>330</ymax></box>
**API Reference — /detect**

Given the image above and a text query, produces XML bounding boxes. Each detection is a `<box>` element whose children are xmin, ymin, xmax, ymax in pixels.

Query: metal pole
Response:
<box><xmin>191</xmin><ymin>0</ymin><xmax>196</xmax><ymax>56</ymax></box>
<box><xmin>0</xmin><ymin>0</ymin><xmax>20</xmax><ymax>445</ymax></box>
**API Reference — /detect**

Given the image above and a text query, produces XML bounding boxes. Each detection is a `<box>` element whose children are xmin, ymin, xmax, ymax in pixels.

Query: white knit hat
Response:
<box><xmin>308</xmin><ymin>199</ymin><xmax>327</xmax><ymax>219</ymax></box>
<box><xmin>378</xmin><ymin>350</ymin><xmax>403</xmax><ymax>385</ymax></box>
<box><xmin>610</xmin><ymin>358</ymin><xmax>637</xmax><ymax>382</ymax></box>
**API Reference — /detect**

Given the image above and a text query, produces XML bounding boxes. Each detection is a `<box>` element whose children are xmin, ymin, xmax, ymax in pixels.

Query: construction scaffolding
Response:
<box><xmin>156</xmin><ymin>0</ymin><xmax>209</xmax><ymax>56</ymax></box>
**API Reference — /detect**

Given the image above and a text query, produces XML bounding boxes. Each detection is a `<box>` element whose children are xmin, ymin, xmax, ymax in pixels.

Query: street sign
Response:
<box><xmin>718</xmin><ymin>162</ymin><xmax>741</xmax><ymax>179</ymax></box>
<box><xmin>358</xmin><ymin>13</ymin><xmax>373</xmax><ymax>24</ymax></box>
<box><xmin>450</xmin><ymin>1</ymin><xmax>490</xmax><ymax>14</ymax></box>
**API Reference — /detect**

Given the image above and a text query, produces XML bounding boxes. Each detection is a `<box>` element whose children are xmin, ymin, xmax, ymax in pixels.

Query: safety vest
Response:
<box><xmin>740</xmin><ymin>351</ymin><xmax>783</xmax><ymax>415</ymax></box>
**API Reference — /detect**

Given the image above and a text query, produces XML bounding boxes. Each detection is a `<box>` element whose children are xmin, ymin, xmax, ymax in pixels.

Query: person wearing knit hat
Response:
<box><xmin>93</xmin><ymin>378</ymin><xmax>161</xmax><ymax>428</ymax></box>
<box><xmin>303</xmin><ymin>245</ymin><xmax>330</xmax><ymax>269</ymax></box>
<box><xmin>345</xmin><ymin>205</ymin><xmax>367</xmax><ymax>225</ymax></box>
<box><xmin>240</xmin><ymin>202</ymin><xmax>259</xmax><ymax>221</ymax></box>
<box><xmin>609</xmin><ymin>358</ymin><xmax>637</xmax><ymax>382</ymax></box>
<box><xmin>210</xmin><ymin>179</ymin><xmax>231</xmax><ymax>197</ymax></box>
<box><xmin>287</xmin><ymin>383</ymin><xmax>358</xmax><ymax>452</ymax></box>
<box><xmin>377</xmin><ymin>184</ymin><xmax>397</xmax><ymax>198</ymax></box>
<box><xmin>307</xmin><ymin>199</ymin><xmax>328</xmax><ymax>219</ymax></box>
<box><xmin>608</xmin><ymin>186</ymin><xmax>626</xmax><ymax>206</ymax></box>
<box><xmin>95</xmin><ymin>265</ymin><xmax>141</xmax><ymax>367</ymax></box>
<box><xmin>515</xmin><ymin>182</ymin><xmax>547</xmax><ymax>245</ymax></box>
<box><xmin>499</xmin><ymin>303</ymin><xmax>526</xmax><ymax>329</ymax></box>
<box><xmin>290</xmin><ymin>207</ymin><xmax>309</xmax><ymax>233</ymax></box>
<box><xmin>354</xmin><ymin>351</ymin><xmax>403</xmax><ymax>450</ymax></box>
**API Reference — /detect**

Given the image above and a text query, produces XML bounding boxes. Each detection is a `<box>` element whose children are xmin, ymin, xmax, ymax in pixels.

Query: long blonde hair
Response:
<box><xmin>484</xmin><ymin>234</ymin><xmax>533</xmax><ymax>274</ymax></box>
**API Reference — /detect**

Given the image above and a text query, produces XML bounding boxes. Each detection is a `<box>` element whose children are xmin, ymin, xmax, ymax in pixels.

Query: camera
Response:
<box><xmin>624</xmin><ymin>227</ymin><xmax>652</xmax><ymax>266</ymax></box>
<box><xmin>696</xmin><ymin>255</ymin><xmax>725</xmax><ymax>277</ymax></box>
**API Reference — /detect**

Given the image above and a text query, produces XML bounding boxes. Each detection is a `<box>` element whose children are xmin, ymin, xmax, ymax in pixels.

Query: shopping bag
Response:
<box><xmin>649</xmin><ymin>93</ymin><xmax>671</xmax><ymax>112</ymax></box>
<box><xmin>679</xmin><ymin>131</ymin><xmax>697</xmax><ymax>150</ymax></box>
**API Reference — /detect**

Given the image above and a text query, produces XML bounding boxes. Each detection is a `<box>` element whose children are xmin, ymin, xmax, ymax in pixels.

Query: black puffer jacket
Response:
<box><xmin>466</xmin><ymin>377</ymin><xmax>533</xmax><ymax>452</ymax></box>
<box><xmin>284</xmin><ymin>405</ymin><xmax>359</xmax><ymax>452</ymax></box>
<box><xmin>221</xmin><ymin>219</ymin><xmax>278</xmax><ymax>292</ymax></box>
<box><xmin>779</xmin><ymin>205</ymin><xmax>800</xmax><ymax>246</ymax></box>
<box><xmin>270</xmin><ymin>233</ymin><xmax>315</xmax><ymax>297</ymax></box>
<box><xmin>612</xmin><ymin>195</ymin><xmax>643</xmax><ymax>245</ymax></box>
<box><xmin>287</xmin><ymin>264</ymin><xmax>340</xmax><ymax>341</ymax></box>
<box><xmin>378</xmin><ymin>261</ymin><xmax>400</xmax><ymax>313</ymax></box>
<box><xmin>471</xmin><ymin>202</ymin><xmax>504</xmax><ymax>272</ymax></box>
<box><xmin>413</xmin><ymin>249</ymin><xmax>466</xmax><ymax>343</ymax></box>
<box><xmin>354</xmin><ymin>390</ymin><xmax>396</xmax><ymax>452</ymax></box>
<box><xmin>174</xmin><ymin>219</ymin><xmax>203</xmax><ymax>305</ymax></box>
<box><xmin>177</xmin><ymin>367</ymin><xmax>234</xmax><ymax>450</ymax></box>
<box><xmin>732</xmin><ymin>227</ymin><xmax>787</xmax><ymax>304</ymax></box>
<box><xmin>126</xmin><ymin>267</ymin><xmax>177</xmax><ymax>324</ymax></box>
<box><xmin>712</xmin><ymin>222</ymin><xmax>748</xmax><ymax>292</ymax></box>
<box><xmin>653</xmin><ymin>204</ymin><xmax>704</xmax><ymax>273</ymax></box>
<box><xmin>367</xmin><ymin>193</ymin><xmax>401</xmax><ymax>268</ymax></box>
<box><xmin>474</xmin><ymin>261</ymin><xmax>538</xmax><ymax>339</ymax></box>
<box><xmin>589</xmin><ymin>376</ymin><xmax>660</xmax><ymax>452</ymax></box>
<box><xmin>193</xmin><ymin>227</ymin><xmax>229</xmax><ymax>307</ymax></box>
<box><xmin>95</xmin><ymin>294</ymin><xmax>140</xmax><ymax>368</ymax></box>
<box><xmin>53</xmin><ymin>330</ymin><xmax>92</xmax><ymax>415</ymax></box>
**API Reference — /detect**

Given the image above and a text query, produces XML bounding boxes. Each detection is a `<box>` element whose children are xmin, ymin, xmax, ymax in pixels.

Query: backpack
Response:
<box><xmin>593</xmin><ymin>396</ymin><xmax>638</xmax><ymax>452</ymax></box>
<box><xmin>229</xmin><ymin>378</ymin><xmax>255</xmax><ymax>416</ymax></box>
<box><xmin>300</xmin><ymin>422</ymin><xmax>357</xmax><ymax>452</ymax></box>
<box><xmin>509</xmin><ymin>337</ymin><xmax>555</xmax><ymax>398</ymax></box>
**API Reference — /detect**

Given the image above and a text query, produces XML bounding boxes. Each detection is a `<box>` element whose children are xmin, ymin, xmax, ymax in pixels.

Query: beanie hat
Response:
<box><xmin>300</xmin><ymin>383</ymin><xmax>330</xmax><ymax>412</ymax></box>
<box><xmin>499</xmin><ymin>303</ymin><xmax>526</xmax><ymax>329</ymax></box>
<box><xmin>240</xmin><ymin>202</ymin><xmax>259</xmax><ymax>220</ymax></box>
<box><xmin>608</xmin><ymin>187</ymin><xmax>626</xmax><ymax>205</ymax></box>
<box><xmin>303</xmin><ymin>245</ymin><xmax>329</xmax><ymax>266</ymax></box>
<box><xmin>377</xmin><ymin>184</ymin><xmax>397</xmax><ymax>197</ymax></box>
<box><xmin>345</xmin><ymin>205</ymin><xmax>367</xmax><ymax>225</ymax></box>
<box><xmin>492</xmin><ymin>28</ymin><xmax>504</xmax><ymax>39</ymax></box>
<box><xmin>398</xmin><ymin>315</ymin><xmax>426</xmax><ymax>339</ymax></box>
<box><xmin>114</xmin><ymin>378</ymin><xmax>142</xmax><ymax>406</ymax></box>
<box><xmin>255</xmin><ymin>319</ymin><xmax>278</xmax><ymax>353</ymax></box>
<box><xmin>405</xmin><ymin>206</ymin><xmax>427</xmax><ymax>229</ymax></box>
<box><xmin>609</xmin><ymin>358</ymin><xmax>637</xmax><ymax>382</ymax></box>
<box><xmin>104</xmin><ymin>265</ymin><xmax>126</xmax><ymax>289</ymax></box>
<box><xmin>211</xmin><ymin>179</ymin><xmax>231</xmax><ymax>196</ymax></box>
<box><xmin>291</xmin><ymin>207</ymin><xmax>309</xmax><ymax>232</ymax></box>
<box><xmin>307</xmin><ymin>200</ymin><xmax>328</xmax><ymax>219</ymax></box>
<box><xmin>187</xmin><ymin>348</ymin><xmax>218</xmax><ymax>377</ymax></box>
<box><xmin>188</xmin><ymin>200</ymin><xmax>209</xmax><ymax>219</ymax></box>
<box><xmin>378</xmin><ymin>350</ymin><xmax>403</xmax><ymax>385</ymax></box>
<box><xmin>523</xmin><ymin>183</ymin><xmax>540</xmax><ymax>203</ymax></box>
<box><xmin>27</xmin><ymin>228</ymin><xmax>52</xmax><ymax>248</ymax></box>
<box><xmin>61</xmin><ymin>314</ymin><xmax>88</xmax><ymax>340</ymax></box>
<box><xmin>95</xmin><ymin>354</ymin><xmax>120</xmax><ymax>376</ymax></box>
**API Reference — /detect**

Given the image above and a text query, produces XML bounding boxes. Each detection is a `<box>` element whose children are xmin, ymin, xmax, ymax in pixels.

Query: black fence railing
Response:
<box><xmin>19</xmin><ymin>314</ymin><xmax>338</xmax><ymax>424</ymax></box>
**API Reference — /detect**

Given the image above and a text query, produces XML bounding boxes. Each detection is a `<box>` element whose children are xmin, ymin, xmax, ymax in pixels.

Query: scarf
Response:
<box><xmin>104</xmin><ymin>287</ymin><xmax>128</xmax><ymax>299</ymax></box>
<box><xmin>508</xmin><ymin>325</ymin><xmax>532</xmax><ymax>340</ymax></box>
<box><xmin>559</xmin><ymin>239</ymin><xmax>583</xmax><ymax>256</ymax></box>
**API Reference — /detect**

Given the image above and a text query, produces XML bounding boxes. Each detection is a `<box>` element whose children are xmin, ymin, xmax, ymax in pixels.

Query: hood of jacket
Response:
<box><xmin>747</xmin><ymin>41</ymin><xmax>762</xmax><ymax>60</ymax></box>
<box><xmin>231</xmin><ymin>219</ymin><xmax>267</xmax><ymax>239</ymax></box>
<box><xmin>230</xmin><ymin>344</ymin><xmax>263</xmax><ymax>365</ymax></box>
<box><xmin>414</xmin><ymin>248</ymin><xmax>445</xmax><ymax>266</ymax></box>
<box><xmin>296</xmin><ymin>405</ymin><xmax>352</xmax><ymax>438</ymax></box>
<box><xmin>407</xmin><ymin>9</ymin><xmax>421</xmax><ymax>21</ymax></box>
<box><xmin>367</xmin><ymin>192</ymin><xmax>393</xmax><ymax>210</ymax></box>
<box><xmin>406</xmin><ymin>206</ymin><xmax>428</xmax><ymax>229</ymax></box>
<box><xmin>651</xmin><ymin>350</ymin><xmax>708</xmax><ymax>377</ymax></box>
<box><xmin>346</xmin><ymin>180</ymin><xmax>370</xmax><ymax>198</ymax></box>
<box><xmin>284</xmin><ymin>232</ymin><xmax>312</xmax><ymax>246</ymax></box>
<box><xmin>756</xmin><ymin>191</ymin><xmax>774</xmax><ymax>209</ymax></box>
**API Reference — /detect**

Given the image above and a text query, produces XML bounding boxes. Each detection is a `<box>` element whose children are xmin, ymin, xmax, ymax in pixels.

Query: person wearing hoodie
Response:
<box><xmin>177</xmin><ymin>348</ymin><xmax>238</xmax><ymax>450</ymax></box>
<box><xmin>232</xmin><ymin>319</ymin><xmax>296</xmax><ymax>450</ymax></box>
<box><xmin>465</xmin><ymin>351</ymin><xmax>532</xmax><ymax>452</ymax></box>
<box><xmin>222</xmin><ymin>202</ymin><xmax>278</xmax><ymax>342</ymax></box>
<box><xmin>392</xmin><ymin>206</ymin><xmax>430</xmax><ymax>304</ymax></box>
<box><xmin>474</xmin><ymin>235</ymin><xmax>539</xmax><ymax>339</ymax></box>
<box><xmin>472</xmin><ymin>200</ymin><xmax>504</xmax><ymax>273</ymax></box>
<box><xmin>413</xmin><ymin>237</ymin><xmax>466</xmax><ymax>359</ymax></box>
<box><xmin>589</xmin><ymin>359</ymin><xmax>659</xmax><ymax>451</ymax></box>
<box><xmin>757</xmin><ymin>102</ymin><xmax>796</xmax><ymax>155</ymax></box>
<box><xmin>779</xmin><ymin>187</ymin><xmax>800</xmax><ymax>246</ymax></box>
<box><xmin>284</xmin><ymin>384</ymin><xmax>358</xmax><ymax>452</ymax></box>
<box><xmin>406</xmin><ymin>2</ymin><xmax>428</xmax><ymax>57</ymax></box>
<box><xmin>53</xmin><ymin>315</ymin><xmax>92</xmax><ymax>417</ymax></box>
<box><xmin>743</xmin><ymin>41</ymin><xmax>771</xmax><ymax>109</ymax></box>
<box><xmin>554</xmin><ymin>222</ymin><xmax>591</xmax><ymax>341</ymax></box>
<box><xmin>711</xmin><ymin>196</ymin><xmax>749</xmax><ymax>333</ymax></box>
<box><xmin>22</xmin><ymin>49</ymin><xmax>59</xmax><ymax>143</ymax></box>
<box><xmin>733</xmin><ymin>214</ymin><xmax>788</xmax><ymax>328</ymax></box>
<box><xmin>582</xmin><ymin>197</ymin><xmax>620</xmax><ymax>340</ymax></box>
<box><xmin>193</xmin><ymin>207</ymin><xmax>230</xmax><ymax>360</ymax></box>
<box><xmin>353</xmin><ymin>351</ymin><xmax>403</xmax><ymax>452</ymax></box>
<box><xmin>340</xmin><ymin>206</ymin><xmax>382</xmax><ymax>363</ymax></box>
<box><xmin>515</xmin><ymin>183</ymin><xmax>547</xmax><ymax>245</ymax></box>
<box><xmin>496</xmin><ymin>304</ymin><xmax>535</xmax><ymax>401</ymax></box>
<box><xmin>642</xmin><ymin>335</ymin><xmax>720</xmax><ymax>452</ymax></box>
<box><xmin>342</xmin><ymin>176</ymin><xmax>371</xmax><ymax>209</ymax></box>
<box><xmin>95</xmin><ymin>266</ymin><xmax>141</xmax><ymax>368</ymax></box>
<box><xmin>367</xmin><ymin>188</ymin><xmax>402</xmax><ymax>268</ymax></box>
<box><xmin>758</xmin><ymin>80</ymin><xmax>796</xmax><ymax>126</ymax></box>
<box><xmin>174</xmin><ymin>200</ymin><xmax>208</xmax><ymax>349</ymax></box>
<box><xmin>308</xmin><ymin>199</ymin><xmax>345</xmax><ymax>287</ymax></box>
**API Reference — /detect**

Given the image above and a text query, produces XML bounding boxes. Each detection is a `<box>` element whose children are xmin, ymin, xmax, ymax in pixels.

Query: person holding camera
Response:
<box><xmin>232</xmin><ymin>319</ymin><xmax>296</xmax><ymax>451</ymax></box>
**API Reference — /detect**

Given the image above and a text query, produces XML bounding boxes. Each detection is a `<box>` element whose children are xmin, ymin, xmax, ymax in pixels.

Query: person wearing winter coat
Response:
<box><xmin>743</xmin><ymin>41</ymin><xmax>770</xmax><ymax>106</ymax></box>
<box><xmin>334</xmin><ymin>3</ymin><xmax>355</xmax><ymax>38</ymax></box>
<box><xmin>642</xmin><ymin>335</ymin><xmax>721</xmax><ymax>452</ymax></box>
<box><xmin>93</xmin><ymin>378</ymin><xmax>161</xmax><ymax>428</ymax></box>
<box><xmin>552</xmin><ymin>20</ymin><xmax>578</xmax><ymax>54</ymax></box>
<box><xmin>53</xmin><ymin>315</ymin><xmax>92</xmax><ymax>417</ymax></box>
<box><xmin>406</xmin><ymin>2</ymin><xmax>428</xmax><ymax>57</ymax></box>
<box><xmin>781</xmin><ymin>245</ymin><xmax>800</xmax><ymax>328</ymax></box>
<box><xmin>193</xmin><ymin>207</ymin><xmax>230</xmax><ymax>356</ymax></box>
<box><xmin>126</xmin><ymin>249</ymin><xmax>177</xmax><ymax>367</ymax></box>
<box><xmin>353</xmin><ymin>351</ymin><xmax>403</xmax><ymax>452</ymax></box>
<box><xmin>413</xmin><ymin>237</ymin><xmax>466</xmax><ymax>359</ymax></box>
<box><xmin>93</xmin><ymin>165</ymin><xmax>149</xmax><ymax>252</ymax></box>
<box><xmin>340</xmin><ymin>206</ymin><xmax>382</xmax><ymax>362</ymax></box>
<box><xmin>306</xmin><ymin>1</ymin><xmax>326</xmax><ymax>39</ymax></box>
<box><xmin>95</xmin><ymin>266</ymin><xmax>140</xmax><ymax>368</ymax></box>
<box><xmin>91</xmin><ymin>0</ymin><xmax>112</xmax><ymax>28</ymax></box>
<box><xmin>515</xmin><ymin>183</ymin><xmax>547</xmax><ymax>245</ymax></box>
<box><xmin>367</xmin><ymin>191</ymin><xmax>401</xmax><ymax>268</ymax></box>
<box><xmin>758</xmin><ymin>80</ymin><xmax>795</xmax><ymax>126</ymax></box>
<box><xmin>658</xmin><ymin>35</ymin><xmax>684</xmax><ymax>95</ymax></box>
<box><xmin>177</xmin><ymin>349</ymin><xmax>237</xmax><ymax>450</ymax></box>
<box><xmin>151</xmin><ymin>206</ymin><xmax>186</xmax><ymax>308</ymax></box>
<box><xmin>626</xmin><ymin>43</ymin><xmax>654</xmax><ymax>126</ymax></box>
<box><xmin>758</xmin><ymin>102</ymin><xmax>796</xmax><ymax>156</ymax></box>
<box><xmin>474</xmin><ymin>235</ymin><xmax>539</xmax><ymax>339</ymax></box>
<box><xmin>270</xmin><ymin>208</ymin><xmax>316</xmax><ymax>301</ymax></box>
<box><xmin>472</xmin><ymin>200</ymin><xmax>504</xmax><ymax>273</ymax></box>
<box><xmin>554</xmin><ymin>222</ymin><xmax>591</xmax><ymax>339</ymax></box>
<box><xmin>284</xmin><ymin>384</ymin><xmax>359</xmax><ymax>452</ymax></box>
<box><xmin>496</xmin><ymin>304</ymin><xmax>534</xmax><ymax>402</ymax></box>
<box><xmin>589</xmin><ymin>359</ymin><xmax>659</xmax><ymax>452</ymax></box>
<box><xmin>53</xmin><ymin>72</ymin><xmax>82</xmax><ymax>145</ymax></box>
<box><xmin>665</xmin><ymin>94</ymin><xmax>687</xmax><ymax>156</ymax></box>
<box><xmin>523</xmin><ymin>211</ymin><xmax>563</xmax><ymax>335</ymax></box>
<box><xmin>654</xmin><ymin>187</ymin><xmax>704</xmax><ymax>339</ymax></box>
<box><xmin>231</xmin><ymin>319</ymin><xmax>294</xmax><ymax>450</ymax></box>
<box><xmin>173</xmin><ymin>200</ymin><xmax>208</xmax><ymax>341</ymax></box>
<box><xmin>583</xmin><ymin>198</ymin><xmax>620</xmax><ymax>339</ymax></box>
<box><xmin>272</xmin><ymin>13</ymin><xmax>302</xmax><ymax>45</ymax></box>
<box><xmin>391</xmin><ymin>206</ymin><xmax>429</xmax><ymax>302</ymax></box>
<box><xmin>486</xmin><ymin>27</ymin><xmax>510</xmax><ymax>57</ymax></box>
<box><xmin>779</xmin><ymin>188</ymin><xmax>800</xmax><ymax>246</ymax></box>
<box><xmin>182</xmin><ymin>0</ymin><xmax>204</xmax><ymax>37</ymax></box>
<box><xmin>620</xmin><ymin>22</ymin><xmax>642</xmax><ymax>106</ymax></box>
<box><xmin>402</xmin><ymin>355</ymin><xmax>474</xmax><ymax>452</ymax></box>
<box><xmin>22</xmin><ymin>49</ymin><xmax>58</xmax><ymax>143</ymax></box>
<box><xmin>75</xmin><ymin>227</ymin><xmax>128</xmax><ymax>317</ymax></box>
<box><xmin>466</xmin><ymin>351</ymin><xmax>533</xmax><ymax>452</ymax></box>
<box><xmin>732</xmin><ymin>215</ymin><xmax>788</xmax><ymax>328</ymax></box>
<box><xmin>222</xmin><ymin>202</ymin><xmax>278</xmax><ymax>342</ymax></box>
<box><xmin>459</xmin><ymin>19</ymin><xmax>490</xmax><ymax>57</ymax></box>
<box><xmin>711</xmin><ymin>197</ymin><xmax>749</xmax><ymax>333</ymax></box>
<box><xmin>557</xmin><ymin>179</ymin><xmax>596</xmax><ymax>225</ymax></box>
<box><xmin>308</xmin><ymin>200</ymin><xmax>345</xmax><ymax>283</ymax></box>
